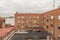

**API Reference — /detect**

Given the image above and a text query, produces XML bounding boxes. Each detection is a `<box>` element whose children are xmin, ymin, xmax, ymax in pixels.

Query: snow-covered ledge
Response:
<box><xmin>3</xmin><ymin>30</ymin><xmax>15</xmax><ymax>40</ymax></box>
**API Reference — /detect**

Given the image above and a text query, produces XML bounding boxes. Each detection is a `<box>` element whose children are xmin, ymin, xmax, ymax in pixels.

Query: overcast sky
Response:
<box><xmin>0</xmin><ymin>0</ymin><xmax>60</xmax><ymax>17</ymax></box>
<box><xmin>0</xmin><ymin>0</ymin><xmax>60</xmax><ymax>25</ymax></box>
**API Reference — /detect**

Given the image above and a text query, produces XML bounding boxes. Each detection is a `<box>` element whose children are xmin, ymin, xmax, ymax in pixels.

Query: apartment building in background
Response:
<box><xmin>15</xmin><ymin>8</ymin><xmax>60</xmax><ymax>40</ymax></box>
<box><xmin>0</xmin><ymin>17</ymin><xmax>5</xmax><ymax>28</ymax></box>
<box><xmin>0</xmin><ymin>17</ymin><xmax>15</xmax><ymax>40</ymax></box>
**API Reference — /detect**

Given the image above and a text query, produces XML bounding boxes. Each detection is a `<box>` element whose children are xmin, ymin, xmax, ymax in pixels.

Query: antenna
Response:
<box><xmin>53</xmin><ymin>0</ymin><xmax>55</xmax><ymax>9</ymax></box>
<box><xmin>58</xmin><ymin>0</ymin><xmax>60</xmax><ymax>8</ymax></box>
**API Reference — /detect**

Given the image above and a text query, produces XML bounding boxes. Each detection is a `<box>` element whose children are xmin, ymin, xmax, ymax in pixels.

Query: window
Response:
<box><xmin>58</xmin><ymin>35</ymin><xmax>60</xmax><ymax>37</ymax></box>
<box><xmin>21</xmin><ymin>16</ymin><xmax>24</xmax><ymax>18</ymax></box>
<box><xmin>21</xmin><ymin>21</ymin><xmax>24</xmax><ymax>23</ymax></box>
<box><xmin>18</xmin><ymin>25</ymin><xmax>20</xmax><ymax>28</ymax></box>
<box><xmin>46</xmin><ymin>26</ymin><xmax>48</xmax><ymax>28</ymax></box>
<box><xmin>50</xmin><ymin>24</ymin><xmax>54</xmax><ymax>27</ymax></box>
<box><xmin>33</xmin><ymin>16</ymin><xmax>36</xmax><ymax>18</ymax></box>
<box><xmin>18</xmin><ymin>16</ymin><xmax>20</xmax><ymax>19</ymax></box>
<box><xmin>41</xmin><ymin>17</ymin><xmax>43</xmax><ymax>20</ymax></box>
<box><xmin>43</xmin><ymin>16</ymin><xmax>46</xmax><ymax>19</ymax></box>
<box><xmin>58</xmin><ymin>15</ymin><xmax>60</xmax><ymax>19</ymax></box>
<box><xmin>36</xmin><ymin>25</ymin><xmax>39</xmax><ymax>27</ymax></box>
<box><xmin>28</xmin><ymin>25</ymin><xmax>31</xmax><ymax>27</ymax></box>
<box><xmin>46</xmin><ymin>19</ymin><xmax>49</xmax><ymax>22</ymax></box>
<box><xmin>3</xmin><ymin>20</ymin><xmax>5</xmax><ymax>22</ymax></box>
<box><xmin>39</xmin><ymin>37</ymin><xmax>47</xmax><ymax>39</ymax></box>
<box><xmin>37</xmin><ymin>16</ymin><xmax>39</xmax><ymax>18</ymax></box>
<box><xmin>18</xmin><ymin>21</ymin><xmax>20</xmax><ymax>23</ymax></box>
<box><xmin>21</xmin><ymin>30</ymin><xmax>24</xmax><ymax>32</ymax></box>
<box><xmin>44</xmin><ymin>26</ymin><xmax>46</xmax><ymax>29</ymax></box>
<box><xmin>27</xmin><ymin>37</ymin><xmax>33</xmax><ymax>40</ymax></box>
<box><xmin>58</xmin><ymin>25</ymin><xmax>60</xmax><ymax>29</ymax></box>
<box><xmin>33</xmin><ymin>25</ymin><xmax>38</xmax><ymax>27</ymax></box>
<box><xmin>21</xmin><ymin>26</ymin><xmax>24</xmax><ymax>28</ymax></box>
<box><xmin>33</xmin><ymin>25</ymin><xmax>35</xmax><ymax>27</ymax></box>
<box><xmin>28</xmin><ymin>39</ymin><xmax>33</xmax><ymax>40</ymax></box>
<box><xmin>26</xmin><ymin>21</ymin><xmax>29</xmax><ymax>23</ymax></box>
<box><xmin>51</xmin><ymin>31</ymin><xmax>53</xmax><ymax>33</ymax></box>
<box><xmin>33</xmin><ymin>21</ymin><xmax>37</xmax><ymax>23</ymax></box>
<box><xmin>29</xmin><ymin>17</ymin><xmax>31</xmax><ymax>18</ymax></box>
<box><xmin>51</xmin><ymin>16</ymin><xmax>53</xmax><ymax>19</ymax></box>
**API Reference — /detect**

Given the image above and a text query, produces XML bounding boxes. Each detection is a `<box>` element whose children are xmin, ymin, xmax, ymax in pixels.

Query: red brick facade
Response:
<box><xmin>15</xmin><ymin>12</ymin><xmax>42</xmax><ymax>32</ymax></box>
<box><xmin>15</xmin><ymin>8</ymin><xmax>60</xmax><ymax>40</ymax></box>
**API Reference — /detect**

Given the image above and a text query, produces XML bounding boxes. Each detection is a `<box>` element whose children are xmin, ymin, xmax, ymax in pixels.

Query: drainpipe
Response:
<box><xmin>47</xmin><ymin>35</ymin><xmax>50</xmax><ymax>40</ymax></box>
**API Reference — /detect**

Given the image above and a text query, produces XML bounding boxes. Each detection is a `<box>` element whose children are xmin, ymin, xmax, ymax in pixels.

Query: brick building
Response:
<box><xmin>15</xmin><ymin>8</ymin><xmax>60</xmax><ymax>40</ymax></box>
<box><xmin>15</xmin><ymin>12</ymin><xmax>43</xmax><ymax>32</ymax></box>
<box><xmin>0</xmin><ymin>17</ymin><xmax>5</xmax><ymax>28</ymax></box>
<box><xmin>42</xmin><ymin>8</ymin><xmax>60</xmax><ymax>40</ymax></box>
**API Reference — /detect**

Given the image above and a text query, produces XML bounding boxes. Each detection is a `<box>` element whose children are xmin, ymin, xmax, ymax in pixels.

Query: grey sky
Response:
<box><xmin>0</xmin><ymin>0</ymin><xmax>60</xmax><ymax>17</ymax></box>
<box><xmin>0</xmin><ymin>0</ymin><xmax>59</xmax><ymax>25</ymax></box>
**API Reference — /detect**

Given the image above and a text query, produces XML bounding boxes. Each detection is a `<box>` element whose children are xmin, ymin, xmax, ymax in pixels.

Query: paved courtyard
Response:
<box><xmin>11</xmin><ymin>31</ymin><xmax>48</xmax><ymax>40</ymax></box>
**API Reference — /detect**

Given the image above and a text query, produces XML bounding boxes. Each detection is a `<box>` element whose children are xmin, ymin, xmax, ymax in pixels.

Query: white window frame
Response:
<box><xmin>37</xmin><ymin>16</ymin><xmax>39</xmax><ymax>18</ymax></box>
<box><xmin>58</xmin><ymin>15</ymin><xmax>60</xmax><ymax>20</ymax></box>
<box><xmin>29</xmin><ymin>17</ymin><xmax>31</xmax><ymax>18</ymax></box>
<box><xmin>58</xmin><ymin>35</ymin><xmax>60</xmax><ymax>37</ymax></box>
<box><xmin>33</xmin><ymin>21</ymin><xmax>37</xmax><ymax>23</ymax></box>
<box><xmin>51</xmin><ymin>16</ymin><xmax>53</xmax><ymax>19</ymax></box>
<box><xmin>21</xmin><ymin>21</ymin><xmax>24</xmax><ymax>23</ymax></box>
<box><xmin>33</xmin><ymin>16</ymin><xmax>36</xmax><ymax>18</ymax></box>
<box><xmin>58</xmin><ymin>25</ymin><xmax>60</xmax><ymax>28</ymax></box>
<box><xmin>21</xmin><ymin>30</ymin><xmax>24</xmax><ymax>32</ymax></box>
<box><xmin>18</xmin><ymin>21</ymin><xmax>20</xmax><ymax>23</ymax></box>
<box><xmin>21</xmin><ymin>26</ymin><xmax>24</xmax><ymax>28</ymax></box>
<box><xmin>51</xmin><ymin>31</ymin><xmax>53</xmax><ymax>34</ymax></box>
<box><xmin>18</xmin><ymin>16</ymin><xmax>20</xmax><ymax>19</ymax></box>
<box><xmin>21</xmin><ymin>16</ymin><xmax>24</xmax><ymax>18</ymax></box>
<box><xmin>26</xmin><ymin>21</ymin><xmax>29</xmax><ymax>23</ymax></box>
